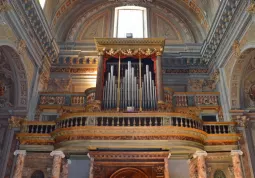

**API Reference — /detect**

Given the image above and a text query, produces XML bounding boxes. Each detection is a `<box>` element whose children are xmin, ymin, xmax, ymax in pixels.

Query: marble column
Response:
<box><xmin>50</xmin><ymin>151</ymin><xmax>65</xmax><ymax>178</ymax></box>
<box><xmin>155</xmin><ymin>53</ymin><xmax>164</xmax><ymax>102</ymax></box>
<box><xmin>188</xmin><ymin>159</ymin><xmax>197</xmax><ymax>178</ymax></box>
<box><xmin>193</xmin><ymin>151</ymin><xmax>207</xmax><ymax>178</ymax></box>
<box><xmin>95</xmin><ymin>53</ymin><xmax>104</xmax><ymax>101</ymax></box>
<box><xmin>13</xmin><ymin>150</ymin><xmax>26</xmax><ymax>178</ymax></box>
<box><xmin>164</xmin><ymin>157</ymin><xmax>170</xmax><ymax>178</ymax></box>
<box><xmin>61</xmin><ymin>159</ymin><xmax>71</xmax><ymax>178</ymax></box>
<box><xmin>89</xmin><ymin>157</ymin><xmax>94</xmax><ymax>178</ymax></box>
<box><xmin>231</xmin><ymin>150</ymin><xmax>243</xmax><ymax>178</ymax></box>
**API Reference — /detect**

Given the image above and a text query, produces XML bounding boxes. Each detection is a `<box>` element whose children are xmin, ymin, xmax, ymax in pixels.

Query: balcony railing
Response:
<box><xmin>55</xmin><ymin>115</ymin><xmax>203</xmax><ymax>130</ymax></box>
<box><xmin>20</xmin><ymin>119</ymin><xmax>237</xmax><ymax>136</ymax></box>
<box><xmin>21</xmin><ymin>121</ymin><xmax>55</xmax><ymax>134</ymax></box>
<box><xmin>203</xmin><ymin>122</ymin><xmax>236</xmax><ymax>134</ymax></box>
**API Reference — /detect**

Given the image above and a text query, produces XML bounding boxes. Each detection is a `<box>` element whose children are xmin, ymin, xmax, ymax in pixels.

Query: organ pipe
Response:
<box><xmin>103</xmin><ymin>60</ymin><xmax>157</xmax><ymax>111</ymax></box>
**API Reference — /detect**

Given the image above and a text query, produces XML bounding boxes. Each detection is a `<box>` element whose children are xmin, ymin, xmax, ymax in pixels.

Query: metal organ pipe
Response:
<box><xmin>103</xmin><ymin>61</ymin><xmax>157</xmax><ymax>110</ymax></box>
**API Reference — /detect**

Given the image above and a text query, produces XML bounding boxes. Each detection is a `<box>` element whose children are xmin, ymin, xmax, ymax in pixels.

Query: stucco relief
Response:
<box><xmin>150</xmin><ymin>8</ymin><xmax>195</xmax><ymax>43</ymax></box>
<box><xmin>78</xmin><ymin>10</ymin><xmax>110</xmax><ymax>40</ymax></box>
<box><xmin>67</xmin><ymin>2</ymin><xmax>114</xmax><ymax>41</ymax></box>
<box><xmin>67</xmin><ymin>2</ymin><xmax>196</xmax><ymax>42</ymax></box>
<box><xmin>152</xmin><ymin>13</ymin><xmax>182</xmax><ymax>42</ymax></box>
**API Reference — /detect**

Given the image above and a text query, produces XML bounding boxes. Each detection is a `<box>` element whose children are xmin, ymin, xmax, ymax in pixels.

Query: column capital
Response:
<box><xmin>193</xmin><ymin>151</ymin><xmax>207</xmax><ymax>158</ymax></box>
<box><xmin>14</xmin><ymin>150</ymin><xmax>26</xmax><ymax>156</ymax></box>
<box><xmin>231</xmin><ymin>150</ymin><xmax>243</xmax><ymax>156</ymax></box>
<box><xmin>50</xmin><ymin>151</ymin><xmax>65</xmax><ymax>158</ymax></box>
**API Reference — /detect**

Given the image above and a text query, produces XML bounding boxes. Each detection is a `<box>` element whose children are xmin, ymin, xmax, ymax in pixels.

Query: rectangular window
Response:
<box><xmin>114</xmin><ymin>6</ymin><xmax>148</xmax><ymax>38</ymax></box>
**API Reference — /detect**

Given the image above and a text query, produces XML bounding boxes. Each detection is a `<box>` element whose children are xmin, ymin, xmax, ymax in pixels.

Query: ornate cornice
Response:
<box><xmin>89</xmin><ymin>151</ymin><xmax>169</xmax><ymax>160</ymax></box>
<box><xmin>94</xmin><ymin>38</ymin><xmax>165</xmax><ymax>58</ymax></box>
<box><xmin>20</xmin><ymin>0</ymin><xmax>59</xmax><ymax>61</ymax></box>
<box><xmin>202</xmin><ymin>0</ymin><xmax>242</xmax><ymax>64</ymax></box>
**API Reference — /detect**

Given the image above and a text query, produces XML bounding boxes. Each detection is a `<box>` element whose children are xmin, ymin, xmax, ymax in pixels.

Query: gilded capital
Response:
<box><xmin>231</xmin><ymin>150</ymin><xmax>243</xmax><ymax>156</ymax></box>
<box><xmin>50</xmin><ymin>151</ymin><xmax>65</xmax><ymax>158</ymax></box>
<box><xmin>14</xmin><ymin>150</ymin><xmax>26</xmax><ymax>156</ymax></box>
<box><xmin>193</xmin><ymin>151</ymin><xmax>207</xmax><ymax>158</ymax></box>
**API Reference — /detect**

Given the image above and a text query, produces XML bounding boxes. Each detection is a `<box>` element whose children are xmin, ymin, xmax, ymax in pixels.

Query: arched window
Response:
<box><xmin>213</xmin><ymin>170</ymin><xmax>226</xmax><ymax>178</ymax></box>
<box><xmin>39</xmin><ymin>0</ymin><xmax>46</xmax><ymax>8</ymax></box>
<box><xmin>114</xmin><ymin>6</ymin><xmax>148</xmax><ymax>38</ymax></box>
<box><xmin>31</xmin><ymin>170</ymin><xmax>44</xmax><ymax>178</ymax></box>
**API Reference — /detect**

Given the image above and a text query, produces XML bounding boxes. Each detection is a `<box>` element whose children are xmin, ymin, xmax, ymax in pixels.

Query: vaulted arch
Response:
<box><xmin>0</xmin><ymin>45</ymin><xmax>29</xmax><ymax>113</ymax></box>
<box><xmin>47</xmin><ymin>0</ymin><xmax>207</xmax><ymax>43</ymax></box>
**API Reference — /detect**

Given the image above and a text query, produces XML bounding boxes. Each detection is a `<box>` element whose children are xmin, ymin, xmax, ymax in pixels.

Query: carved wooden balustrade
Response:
<box><xmin>203</xmin><ymin>122</ymin><xmax>236</xmax><ymax>134</ymax></box>
<box><xmin>55</xmin><ymin>115</ymin><xmax>203</xmax><ymax>130</ymax></box>
<box><xmin>19</xmin><ymin>120</ymin><xmax>236</xmax><ymax>135</ymax></box>
<box><xmin>15</xmin><ymin>115</ymin><xmax>240</xmax><ymax>152</ymax></box>
<box><xmin>21</xmin><ymin>121</ymin><xmax>56</xmax><ymax>134</ymax></box>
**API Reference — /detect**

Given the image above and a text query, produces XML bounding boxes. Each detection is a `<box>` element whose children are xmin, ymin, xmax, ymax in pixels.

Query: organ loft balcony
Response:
<box><xmin>11</xmin><ymin>38</ymin><xmax>240</xmax><ymax>158</ymax></box>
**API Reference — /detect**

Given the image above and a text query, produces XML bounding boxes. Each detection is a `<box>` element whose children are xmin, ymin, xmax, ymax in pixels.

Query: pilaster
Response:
<box><xmin>50</xmin><ymin>151</ymin><xmax>65</xmax><ymax>178</ymax></box>
<box><xmin>231</xmin><ymin>150</ymin><xmax>244</xmax><ymax>178</ymax></box>
<box><xmin>13</xmin><ymin>150</ymin><xmax>26</xmax><ymax>178</ymax></box>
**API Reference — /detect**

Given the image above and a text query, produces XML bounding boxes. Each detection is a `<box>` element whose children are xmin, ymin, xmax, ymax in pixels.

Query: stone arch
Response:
<box><xmin>31</xmin><ymin>170</ymin><xmax>45</xmax><ymax>178</ymax></box>
<box><xmin>110</xmin><ymin>167</ymin><xmax>149</xmax><ymax>178</ymax></box>
<box><xmin>0</xmin><ymin>45</ymin><xmax>28</xmax><ymax>111</ymax></box>
<box><xmin>230</xmin><ymin>47</ymin><xmax>255</xmax><ymax>109</ymax></box>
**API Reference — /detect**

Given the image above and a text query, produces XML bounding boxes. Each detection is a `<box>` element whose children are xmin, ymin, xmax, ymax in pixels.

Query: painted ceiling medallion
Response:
<box><xmin>249</xmin><ymin>84</ymin><xmax>255</xmax><ymax>101</ymax></box>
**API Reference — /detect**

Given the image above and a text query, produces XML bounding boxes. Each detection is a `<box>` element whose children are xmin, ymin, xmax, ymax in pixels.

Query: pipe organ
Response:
<box><xmin>103</xmin><ymin>60</ymin><xmax>157</xmax><ymax>111</ymax></box>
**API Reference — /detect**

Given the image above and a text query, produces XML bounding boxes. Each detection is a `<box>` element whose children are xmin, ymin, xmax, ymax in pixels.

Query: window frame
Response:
<box><xmin>113</xmin><ymin>6</ymin><xmax>148</xmax><ymax>38</ymax></box>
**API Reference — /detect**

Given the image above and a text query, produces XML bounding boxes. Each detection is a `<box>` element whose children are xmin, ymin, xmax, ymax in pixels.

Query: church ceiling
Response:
<box><xmin>44</xmin><ymin>0</ymin><xmax>213</xmax><ymax>42</ymax></box>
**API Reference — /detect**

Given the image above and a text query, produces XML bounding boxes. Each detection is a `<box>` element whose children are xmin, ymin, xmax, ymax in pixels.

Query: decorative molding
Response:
<box><xmin>89</xmin><ymin>151</ymin><xmax>169</xmax><ymax>160</ymax></box>
<box><xmin>50</xmin><ymin>67</ymin><xmax>97</xmax><ymax>74</ymax></box>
